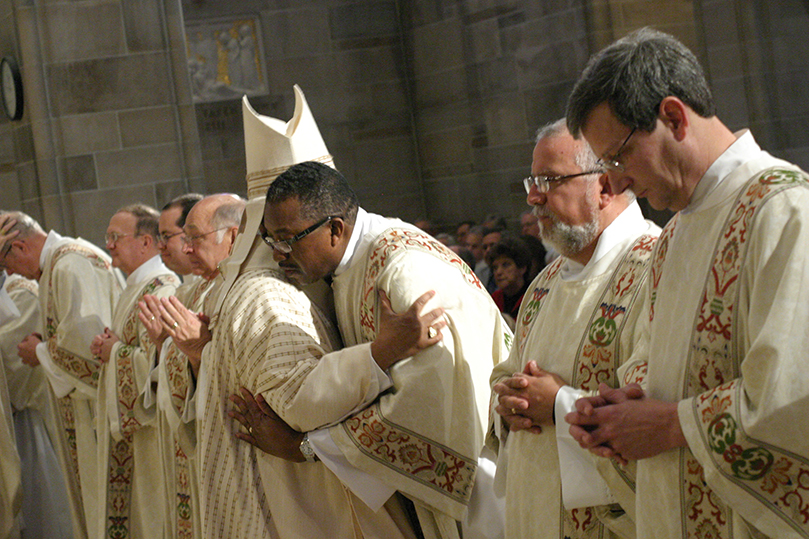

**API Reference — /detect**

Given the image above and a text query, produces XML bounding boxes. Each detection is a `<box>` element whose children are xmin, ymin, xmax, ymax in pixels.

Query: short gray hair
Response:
<box><xmin>0</xmin><ymin>211</ymin><xmax>44</xmax><ymax>239</ymax></box>
<box><xmin>567</xmin><ymin>27</ymin><xmax>715</xmax><ymax>136</ymax></box>
<box><xmin>535</xmin><ymin>118</ymin><xmax>599</xmax><ymax>173</ymax></box>
<box><xmin>210</xmin><ymin>196</ymin><xmax>246</xmax><ymax>243</ymax></box>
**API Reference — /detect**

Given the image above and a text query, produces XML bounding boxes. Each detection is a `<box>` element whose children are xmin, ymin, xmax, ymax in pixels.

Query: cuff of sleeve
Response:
<box><xmin>308</xmin><ymin>428</ymin><xmax>395</xmax><ymax>512</ymax></box>
<box><xmin>367</xmin><ymin>343</ymin><xmax>394</xmax><ymax>392</ymax></box>
<box><xmin>555</xmin><ymin>385</ymin><xmax>617</xmax><ymax>509</ymax></box>
<box><xmin>36</xmin><ymin>342</ymin><xmax>75</xmax><ymax>398</ymax></box>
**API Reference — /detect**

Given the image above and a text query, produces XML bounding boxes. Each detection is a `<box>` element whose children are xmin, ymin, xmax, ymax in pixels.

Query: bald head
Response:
<box><xmin>183</xmin><ymin>194</ymin><xmax>245</xmax><ymax>279</ymax></box>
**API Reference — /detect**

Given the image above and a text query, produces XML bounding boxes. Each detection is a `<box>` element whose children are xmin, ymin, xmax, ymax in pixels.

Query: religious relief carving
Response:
<box><xmin>185</xmin><ymin>17</ymin><xmax>267</xmax><ymax>103</ymax></box>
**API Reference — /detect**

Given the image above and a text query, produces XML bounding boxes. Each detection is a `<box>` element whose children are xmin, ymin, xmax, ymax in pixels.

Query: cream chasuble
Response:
<box><xmin>151</xmin><ymin>275</ymin><xmax>218</xmax><ymax>539</ymax></box>
<box><xmin>323</xmin><ymin>210</ymin><xmax>511</xmax><ymax>539</ymax></box>
<box><xmin>0</xmin><ymin>275</ymin><xmax>23</xmax><ymax>539</ymax></box>
<box><xmin>2</xmin><ymin>274</ymin><xmax>75</xmax><ymax>538</ymax></box>
<box><xmin>96</xmin><ymin>256</ymin><xmax>179</xmax><ymax>539</ymax></box>
<box><xmin>637</xmin><ymin>133</ymin><xmax>809</xmax><ymax>538</ymax></box>
<box><xmin>35</xmin><ymin>234</ymin><xmax>123</xmax><ymax>539</ymax></box>
<box><xmin>198</xmin><ymin>265</ymin><xmax>417</xmax><ymax>539</ymax></box>
<box><xmin>488</xmin><ymin>205</ymin><xmax>658</xmax><ymax>539</ymax></box>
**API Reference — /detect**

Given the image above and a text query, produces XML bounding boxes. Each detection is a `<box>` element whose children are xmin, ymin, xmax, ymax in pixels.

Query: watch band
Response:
<box><xmin>299</xmin><ymin>432</ymin><xmax>317</xmax><ymax>462</ymax></box>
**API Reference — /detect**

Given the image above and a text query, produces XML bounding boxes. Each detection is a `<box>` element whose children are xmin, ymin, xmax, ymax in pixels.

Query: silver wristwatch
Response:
<box><xmin>299</xmin><ymin>432</ymin><xmax>317</xmax><ymax>462</ymax></box>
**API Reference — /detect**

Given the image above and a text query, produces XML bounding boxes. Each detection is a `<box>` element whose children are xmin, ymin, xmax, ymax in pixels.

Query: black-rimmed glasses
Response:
<box><xmin>597</xmin><ymin>127</ymin><xmax>636</xmax><ymax>172</ymax></box>
<box><xmin>261</xmin><ymin>216</ymin><xmax>337</xmax><ymax>254</ymax></box>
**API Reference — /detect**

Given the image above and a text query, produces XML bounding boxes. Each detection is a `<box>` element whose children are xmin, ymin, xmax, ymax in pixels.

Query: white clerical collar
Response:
<box><xmin>559</xmin><ymin>200</ymin><xmax>647</xmax><ymax>282</ymax></box>
<box><xmin>334</xmin><ymin>207</ymin><xmax>391</xmax><ymax>277</ymax></box>
<box><xmin>683</xmin><ymin>130</ymin><xmax>759</xmax><ymax>214</ymax></box>
<box><xmin>40</xmin><ymin>230</ymin><xmax>64</xmax><ymax>272</ymax></box>
<box><xmin>126</xmin><ymin>254</ymin><xmax>169</xmax><ymax>286</ymax></box>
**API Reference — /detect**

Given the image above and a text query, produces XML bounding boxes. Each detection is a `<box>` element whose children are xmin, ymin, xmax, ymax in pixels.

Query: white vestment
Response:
<box><xmin>197</xmin><ymin>258</ymin><xmax>420</xmax><ymax>539</ymax></box>
<box><xmin>635</xmin><ymin>131</ymin><xmax>809</xmax><ymax>538</ymax></box>
<box><xmin>1</xmin><ymin>274</ymin><xmax>74</xmax><ymax>539</ymax></box>
<box><xmin>0</xmin><ymin>273</ymin><xmax>22</xmax><ymax>539</ymax></box>
<box><xmin>309</xmin><ymin>209</ymin><xmax>511</xmax><ymax>539</ymax></box>
<box><xmin>34</xmin><ymin>233</ymin><xmax>123</xmax><ymax>539</ymax></box>
<box><xmin>96</xmin><ymin>255</ymin><xmax>179</xmax><ymax>539</ymax></box>
<box><xmin>488</xmin><ymin>204</ymin><xmax>659</xmax><ymax>539</ymax></box>
<box><xmin>143</xmin><ymin>274</ymin><xmax>217</xmax><ymax>539</ymax></box>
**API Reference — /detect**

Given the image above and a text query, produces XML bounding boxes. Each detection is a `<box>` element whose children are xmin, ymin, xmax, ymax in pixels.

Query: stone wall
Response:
<box><xmin>2</xmin><ymin>0</ymin><xmax>808</xmax><ymax>239</ymax></box>
<box><xmin>0</xmin><ymin>0</ymin><xmax>201</xmax><ymax>247</ymax></box>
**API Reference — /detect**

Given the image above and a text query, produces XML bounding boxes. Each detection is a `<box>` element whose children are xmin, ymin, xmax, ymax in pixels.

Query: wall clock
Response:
<box><xmin>1</xmin><ymin>56</ymin><xmax>23</xmax><ymax>121</ymax></box>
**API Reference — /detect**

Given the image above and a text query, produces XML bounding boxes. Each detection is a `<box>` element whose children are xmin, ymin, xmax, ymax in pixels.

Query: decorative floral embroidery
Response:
<box><xmin>342</xmin><ymin>405</ymin><xmax>476</xmax><ymax>505</ymax></box>
<box><xmin>649</xmin><ymin>214</ymin><xmax>678</xmax><ymax>322</ymax></box>
<box><xmin>667</xmin><ymin>168</ymin><xmax>809</xmax><ymax>536</ymax></box>
<box><xmin>45</xmin><ymin>244</ymin><xmax>112</xmax><ymax>387</ymax></box>
<box><xmin>359</xmin><ymin>228</ymin><xmax>482</xmax><ymax>341</ymax></box>
<box><xmin>516</xmin><ymin>257</ymin><xmax>563</xmax><ymax>355</ymax></box>
<box><xmin>106</xmin><ymin>437</ymin><xmax>134</xmax><ymax>539</ymax></box>
<box><xmin>174</xmin><ymin>440</ymin><xmax>193</xmax><ymax>539</ymax></box>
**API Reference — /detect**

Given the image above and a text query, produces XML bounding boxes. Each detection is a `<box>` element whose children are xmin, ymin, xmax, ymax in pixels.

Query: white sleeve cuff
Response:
<box><xmin>35</xmin><ymin>342</ymin><xmax>75</xmax><ymax>398</ymax></box>
<box><xmin>308</xmin><ymin>428</ymin><xmax>395</xmax><ymax>512</ymax></box>
<box><xmin>555</xmin><ymin>385</ymin><xmax>616</xmax><ymax>509</ymax></box>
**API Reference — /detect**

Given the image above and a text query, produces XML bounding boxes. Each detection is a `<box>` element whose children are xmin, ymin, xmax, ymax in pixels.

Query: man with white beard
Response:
<box><xmin>487</xmin><ymin>119</ymin><xmax>659</xmax><ymax>538</ymax></box>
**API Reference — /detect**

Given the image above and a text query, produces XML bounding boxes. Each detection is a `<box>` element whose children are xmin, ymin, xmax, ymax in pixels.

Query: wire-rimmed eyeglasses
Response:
<box><xmin>181</xmin><ymin>227</ymin><xmax>230</xmax><ymax>247</ymax></box>
<box><xmin>261</xmin><ymin>216</ymin><xmax>337</xmax><ymax>254</ymax></box>
<box><xmin>157</xmin><ymin>230</ymin><xmax>184</xmax><ymax>245</ymax></box>
<box><xmin>104</xmin><ymin>232</ymin><xmax>135</xmax><ymax>245</ymax></box>
<box><xmin>597</xmin><ymin>127</ymin><xmax>636</xmax><ymax>172</ymax></box>
<box><xmin>523</xmin><ymin>169</ymin><xmax>604</xmax><ymax>194</ymax></box>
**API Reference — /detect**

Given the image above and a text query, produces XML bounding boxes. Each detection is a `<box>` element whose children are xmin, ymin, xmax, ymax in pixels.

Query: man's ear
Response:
<box><xmin>329</xmin><ymin>218</ymin><xmax>346</xmax><ymax>247</ymax></box>
<box><xmin>597</xmin><ymin>173</ymin><xmax>617</xmax><ymax>209</ymax></box>
<box><xmin>659</xmin><ymin>96</ymin><xmax>689</xmax><ymax>141</ymax></box>
<box><xmin>226</xmin><ymin>226</ymin><xmax>239</xmax><ymax>245</ymax></box>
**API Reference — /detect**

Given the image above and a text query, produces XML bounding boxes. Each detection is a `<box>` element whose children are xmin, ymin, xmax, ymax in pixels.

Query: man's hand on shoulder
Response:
<box><xmin>370</xmin><ymin>289</ymin><xmax>446</xmax><ymax>371</ymax></box>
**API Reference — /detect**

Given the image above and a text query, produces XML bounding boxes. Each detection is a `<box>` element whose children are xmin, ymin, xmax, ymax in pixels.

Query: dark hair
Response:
<box><xmin>567</xmin><ymin>27</ymin><xmax>715</xmax><ymax>136</ymax></box>
<box><xmin>266</xmin><ymin>161</ymin><xmax>359</xmax><ymax>224</ymax></box>
<box><xmin>486</xmin><ymin>237</ymin><xmax>531</xmax><ymax>270</ymax></box>
<box><xmin>117</xmin><ymin>203</ymin><xmax>160</xmax><ymax>239</ymax></box>
<box><xmin>162</xmin><ymin>193</ymin><xmax>203</xmax><ymax>228</ymax></box>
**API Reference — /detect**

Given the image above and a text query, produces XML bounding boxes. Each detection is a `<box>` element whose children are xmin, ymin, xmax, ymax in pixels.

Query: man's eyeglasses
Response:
<box><xmin>597</xmin><ymin>127</ymin><xmax>636</xmax><ymax>172</ymax></box>
<box><xmin>157</xmin><ymin>231</ymin><xmax>184</xmax><ymax>245</ymax></box>
<box><xmin>181</xmin><ymin>227</ymin><xmax>229</xmax><ymax>247</ymax></box>
<box><xmin>104</xmin><ymin>232</ymin><xmax>135</xmax><ymax>245</ymax></box>
<box><xmin>523</xmin><ymin>170</ymin><xmax>604</xmax><ymax>194</ymax></box>
<box><xmin>261</xmin><ymin>216</ymin><xmax>337</xmax><ymax>254</ymax></box>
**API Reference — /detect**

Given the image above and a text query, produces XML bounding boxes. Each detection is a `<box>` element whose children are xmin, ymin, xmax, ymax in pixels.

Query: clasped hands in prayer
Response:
<box><xmin>137</xmin><ymin>295</ymin><xmax>211</xmax><ymax>374</ymax></box>
<box><xmin>229</xmin><ymin>288</ymin><xmax>447</xmax><ymax>460</ymax></box>
<box><xmin>495</xmin><ymin>365</ymin><xmax>687</xmax><ymax>464</ymax></box>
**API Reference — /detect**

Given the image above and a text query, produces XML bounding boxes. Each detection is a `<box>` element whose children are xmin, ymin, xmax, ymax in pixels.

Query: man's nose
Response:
<box><xmin>526</xmin><ymin>184</ymin><xmax>546</xmax><ymax>206</ymax></box>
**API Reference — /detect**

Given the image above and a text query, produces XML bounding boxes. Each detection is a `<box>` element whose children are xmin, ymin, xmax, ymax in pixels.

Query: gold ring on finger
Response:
<box><xmin>173</xmin><ymin>321</ymin><xmax>178</xmax><ymax>329</ymax></box>
<box><xmin>427</xmin><ymin>326</ymin><xmax>438</xmax><ymax>339</ymax></box>
<box><xmin>511</xmin><ymin>408</ymin><xmax>517</xmax><ymax>415</ymax></box>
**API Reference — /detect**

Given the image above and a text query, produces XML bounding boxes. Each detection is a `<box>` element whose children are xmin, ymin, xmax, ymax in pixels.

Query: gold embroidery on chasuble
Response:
<box><xmin>345</xmin><ymin>228</ymin><xmax>485</xmax><ymax>507</ymax></box>
<box><xmin>166</xmin><ymin>278</ymin><xmax>215</xmax><ymax>417</ymax></box>
<box><xmin>650</xmin><ymin>168</ymin><xmax>809</xmax><ymax>537</ymax></box>
<box><xmin>562</xmin><ymin>234</ymin><xmax>656</xmax><ymax>538</ymax></box>
<box><xmin>45</xmin><ymin>244</ymin><xmax>112</xmax><ymax>387</ymax></box>
<box><xmin>106</xmin><ymin>274</ymin><xmax>180</xmax><ymax>538</ymax></box>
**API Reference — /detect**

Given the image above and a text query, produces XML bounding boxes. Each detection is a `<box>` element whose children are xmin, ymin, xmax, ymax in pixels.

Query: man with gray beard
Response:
<box><xmin>486</xmin><ymin>118</ymin><xmax>659</xmax><ymax>538</ymax></box>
